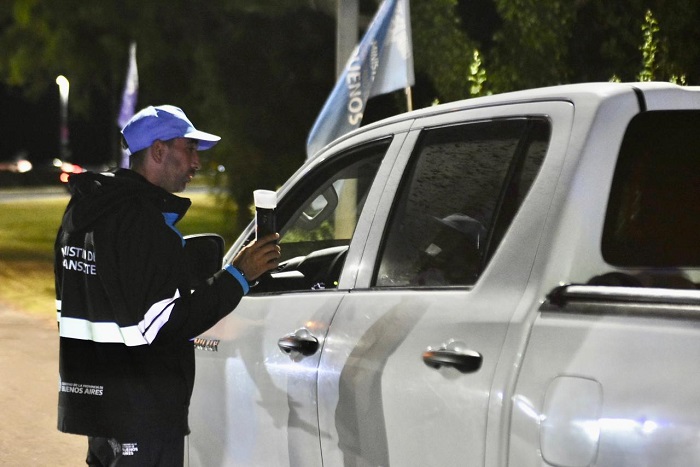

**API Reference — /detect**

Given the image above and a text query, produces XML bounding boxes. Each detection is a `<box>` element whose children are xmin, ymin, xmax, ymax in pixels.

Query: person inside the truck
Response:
<box><xmin>413</xmin><ymin>213</ymin><xmax>487</xmax><ymax>286</ymax></box>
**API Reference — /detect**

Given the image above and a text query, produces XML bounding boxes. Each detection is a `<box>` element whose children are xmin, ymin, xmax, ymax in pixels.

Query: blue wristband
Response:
<box><xmin>225</xmin><ymin>265</ymin><xmax>250</xmax><ymax>295</ymax></box>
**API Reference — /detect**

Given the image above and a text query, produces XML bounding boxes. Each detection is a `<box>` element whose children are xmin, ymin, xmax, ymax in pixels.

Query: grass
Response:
<box><xmin>0</xmin><ymin>197</ymin><xmax>65</xmax><ymax>319</ymax></box>
<box><xmin>0</xmin><ymin>191</ymin><xmax>240</xmax><ymax>320</ymax></box>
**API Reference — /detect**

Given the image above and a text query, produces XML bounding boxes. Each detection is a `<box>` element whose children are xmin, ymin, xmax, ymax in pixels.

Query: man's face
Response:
<box><xmin>161</xmin><ymin>138</ymin><xmax>200</xmax><ymax>193</ymax></box>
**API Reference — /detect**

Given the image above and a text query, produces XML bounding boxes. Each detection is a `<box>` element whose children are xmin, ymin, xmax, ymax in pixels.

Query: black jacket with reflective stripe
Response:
<box><xmin>55</xmin><ymin>169</ymin><xmax>244</xmax><ymax>439</ymax></box>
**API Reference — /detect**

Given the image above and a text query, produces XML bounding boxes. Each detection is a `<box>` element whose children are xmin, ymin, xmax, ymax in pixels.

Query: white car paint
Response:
<box><xmin>188</xmin><ymin>82</ymin><xmax>700</xmax><ymax>467</ymax></box>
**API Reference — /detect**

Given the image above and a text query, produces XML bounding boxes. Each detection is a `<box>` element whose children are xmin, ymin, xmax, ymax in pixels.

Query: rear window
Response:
<box><xmin>375</xmin><ymin>117</ymin><xmax>550</xmax><ymax>287</ymax></box>
<box><xmin>602</xmin><ymin>111</ymin><xmax>700</xmax><ymax>267</ymax></box>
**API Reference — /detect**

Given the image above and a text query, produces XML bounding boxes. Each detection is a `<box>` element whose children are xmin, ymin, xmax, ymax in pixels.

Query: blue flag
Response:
<box><xmin>118</xmin><ymin>42</ymin><xmax>138</xmax><ymax>168</ymax></box>
<box><xmin>306</xmin><ymin>0</ymin><xmax>414</xmax><ymax>158</ymax></box>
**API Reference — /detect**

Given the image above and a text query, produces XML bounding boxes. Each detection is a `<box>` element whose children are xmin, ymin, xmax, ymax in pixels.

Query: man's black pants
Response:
<box><xmin>86</xmin><ymin>436</ymin><xmax>184</xmax><ymax>467</ymax></box>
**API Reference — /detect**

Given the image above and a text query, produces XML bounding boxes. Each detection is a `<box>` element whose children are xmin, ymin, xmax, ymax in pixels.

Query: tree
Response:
<box><xmin>564</xmin><ymin>0</ymin><xmax>699</xmax><ymax>84</ymax></box>
<box><xmin>2</xmin><ymin>0</ymin><xmax>700</xmax><ymax>230</ymax></box>
<box><xmin>194</xmin><ymin>6</ymin><xmax>337</xmax><ymax>233</ymax></box>
<box><xmin>0</xmin><ymin>0</ymin><xmax>337</xmax><ymax>232</ymax></box>
<box><xmin>637</xmin><ymin>9</ymin><xmax>659</xmax><ymax>82</ymax></box>
<box><xmin>411</xmin><ymin>0</ymin><xmax>476</xmax><ymax>103</ymax></box>
<box><xmin>489</xmin><ymin>0</ymin><xmax>574</xmax><ymax>92</ymax></box>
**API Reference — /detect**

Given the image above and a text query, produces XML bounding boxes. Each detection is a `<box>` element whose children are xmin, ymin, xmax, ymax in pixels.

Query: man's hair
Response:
<box><xmin>122</xmin><ymin>135</ymin><xmax>174</xmax><ymax>169</ymax></box>
<box><xmin>129</xmin><ymin>149</ymin><xmax>147</xmax><ymax>170</ymax></box>
<box><xmin>122</xmin><ymin>135</ymin><xmax>145</xmax><ymax>169</ymax></box>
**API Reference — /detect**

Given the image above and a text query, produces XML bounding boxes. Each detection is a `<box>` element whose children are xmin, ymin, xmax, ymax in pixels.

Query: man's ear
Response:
<box><xmin>150</xmin><ymin>140</ymin><xmax>166</xmax><ymax>163</ymax></box>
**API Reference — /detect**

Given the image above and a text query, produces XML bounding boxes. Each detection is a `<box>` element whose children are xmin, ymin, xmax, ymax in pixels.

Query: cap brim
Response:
<box><xmin>185</xmin><ymin>129</ymin><xmax>221</xmax><ymax>150</ymax></box>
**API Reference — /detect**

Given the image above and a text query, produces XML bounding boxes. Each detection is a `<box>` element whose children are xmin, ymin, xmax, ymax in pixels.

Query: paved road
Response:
<box><xmin>0</xmin><ymin>302</ymin><xmax>85</xmax><ymax>466</ymax></box>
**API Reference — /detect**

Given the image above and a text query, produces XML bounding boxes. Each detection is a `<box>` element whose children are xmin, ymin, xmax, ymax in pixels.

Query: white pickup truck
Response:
<box><xmin>186</xmin><ymin>82</ymin><xmax>700</xmax><ymax>467</ymax></box>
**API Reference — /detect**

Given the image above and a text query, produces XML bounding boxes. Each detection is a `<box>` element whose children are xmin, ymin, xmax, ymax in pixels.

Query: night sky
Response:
<box><xmin>0</xmin><ymin>0</ymin><xmax>500</xmax><ymax>171</ymax></box>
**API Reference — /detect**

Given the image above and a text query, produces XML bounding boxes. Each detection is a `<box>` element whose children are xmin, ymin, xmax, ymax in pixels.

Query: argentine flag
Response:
<box><xmin>306</xmin><ymin>0</ymin><xmax>414</xmax><ymax>159</ymax></box>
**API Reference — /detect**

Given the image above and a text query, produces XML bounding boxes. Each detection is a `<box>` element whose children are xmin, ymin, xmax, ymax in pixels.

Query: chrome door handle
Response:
<box><xmin>423</xmin><ymin>340</ymin><xmax>482</xmax><ymax>373</ymax></box>
<box><xmin>277</xmin><ymin>328</ymin><xmax>319</xmax><ymax>356</ymax></box>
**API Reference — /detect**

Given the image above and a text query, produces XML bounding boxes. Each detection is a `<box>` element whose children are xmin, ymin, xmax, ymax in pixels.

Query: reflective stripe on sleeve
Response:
<box><xmin>59</xmin><ymin>317</ymin><xmax>148</xmax><ymax>346</ymax></box>
<box><xmin>139</xmin><ymin>290</ymin><xmax>180</xmax><ymax>344</ymax></box>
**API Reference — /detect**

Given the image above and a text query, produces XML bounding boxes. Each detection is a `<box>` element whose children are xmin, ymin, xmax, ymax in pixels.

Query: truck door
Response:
<box><xmin>187</xmin><ymin>130</ymin><xmax>407</xmax><ymax>466</ymax></box>
<box><xmin>316</xmin><ymin>102</ymin><xmax>574</xmax><ymax>466</ymax></box>
<box><xmin>510</xmin><ymin>109</ymin><xmax>700</xmax><ymax>467</ymax></box>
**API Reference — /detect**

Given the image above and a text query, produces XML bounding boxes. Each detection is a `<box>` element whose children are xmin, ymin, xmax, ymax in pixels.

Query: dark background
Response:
<box><xmin>1</xmin><ymin>0</ymin><xmax>698</xmax><ymax>199</ymax></box>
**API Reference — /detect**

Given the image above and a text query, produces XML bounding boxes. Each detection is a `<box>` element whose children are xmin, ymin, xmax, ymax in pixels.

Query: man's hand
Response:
<box><xmin>231</xmin><ymin>233</ymin><xmax>281</xmax><ymax>281</ymax></box>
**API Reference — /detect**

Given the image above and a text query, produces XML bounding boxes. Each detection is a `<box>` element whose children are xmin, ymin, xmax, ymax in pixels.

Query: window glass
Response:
<box><xmin>252</xmin><ymin>139</ymin><xmax>388</xmax><ymax>293</ymax></box>
<box><xmin>375</xmin><ymin>118</ymin><xmax>550</xmax><ymax>287</ymax></box>
<box><xmin>602</xmin><ymin>111</ymin><xmax>700</xmax><ymax>267</ymax></box>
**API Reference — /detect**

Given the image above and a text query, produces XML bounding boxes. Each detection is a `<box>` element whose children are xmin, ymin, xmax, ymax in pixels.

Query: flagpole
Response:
<box><xmin>336</xmin><ymin>0</ymin><xmax>359</xmax><ymax>79</ymax></box>
<box><xmin>405</xmin><ymin>86</ymin><xmax>413</xmax><ymax>112</ymax></box>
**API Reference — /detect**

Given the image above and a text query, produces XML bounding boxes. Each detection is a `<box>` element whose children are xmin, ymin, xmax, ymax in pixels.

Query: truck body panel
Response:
<box><xmin>188</xmin><ymin>83</ymin><xmax>700</xmax><ymax>466</ymax></box>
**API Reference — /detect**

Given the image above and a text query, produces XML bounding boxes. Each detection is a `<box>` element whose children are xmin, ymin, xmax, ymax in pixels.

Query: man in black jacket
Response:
<box><xmin>54</xmin><ymin>105</ymin><xmax>280</xmax><ymax>466</ymax></box>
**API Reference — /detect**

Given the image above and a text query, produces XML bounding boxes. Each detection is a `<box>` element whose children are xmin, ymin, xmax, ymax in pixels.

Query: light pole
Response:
<box><xmin>55</xmin><ymin>75</ymin><xmax>70</xmax><ymax>160</ymax></box>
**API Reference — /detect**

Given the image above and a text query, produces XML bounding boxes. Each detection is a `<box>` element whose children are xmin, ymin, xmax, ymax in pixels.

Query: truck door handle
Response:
<box><xmin>423</xmin><ymin>341</ymin><xmax>483</xmax><ymax>373</ymax></box>
<box><xmin>277</xmin><ymin>328</ymin><xmax>319</xmax><ymax>356</ymax></box>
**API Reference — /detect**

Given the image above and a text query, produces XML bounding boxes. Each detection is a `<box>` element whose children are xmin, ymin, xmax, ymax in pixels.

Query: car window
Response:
<box><xmin>602</xmin><ymin>111</ymin><xmax>700</xmax><ymax>268</ymax></box>
<box><xmin>375</xmin><ymin>118</ymin><xmax>550</xmax><ymax>287</ymax></box>
<box><xmin>251</xmin><ymin>139</ymin><xmax>389</xmax><ymax>293</ymax></box>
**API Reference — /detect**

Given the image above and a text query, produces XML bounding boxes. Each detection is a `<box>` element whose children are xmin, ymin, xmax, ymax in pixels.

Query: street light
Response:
<box><xmin>55</xmin><ymin>75</ymin><xmax>70</xmax><ymax>160</ymax></box>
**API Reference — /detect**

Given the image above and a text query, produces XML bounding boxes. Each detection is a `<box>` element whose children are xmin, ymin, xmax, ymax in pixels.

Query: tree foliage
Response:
<box><xmin>411</xmin><ymin>0</ymin><xmax>475</xmax><ymax>103</ymax></box>
<box><xmin>1</xmin><ymin>0</ymin><xmax>700</xmax><ymax>229</ymax></box>
<box><xmin>566</xmin><ymin>0</ymin><xmax>700</xmax><ymax>84</ymax></box>
<box><xmin>0</xmin><ymin>0</ymin><xmax>337</xmax><ymax>232</ymax></box>
<box><xmin>637</xmin><ymin>9</ymin><xmax>659</xmax><ymax>82</ymax></box>
<box><xmin>490</xmin><ymin>0</ymin><xmax>575</xmax><ymax>91</ymax></box>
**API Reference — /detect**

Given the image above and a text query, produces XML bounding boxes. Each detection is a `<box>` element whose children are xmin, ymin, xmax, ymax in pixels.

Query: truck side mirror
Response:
<box><xmin>184</xmin><ymin>234</ymin><xmax>225</xmax><ymax>289</ymax></box>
